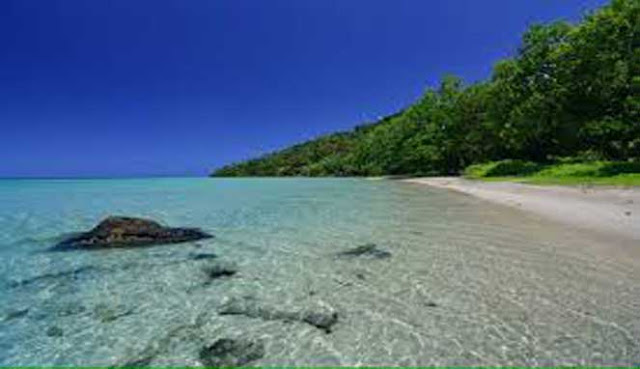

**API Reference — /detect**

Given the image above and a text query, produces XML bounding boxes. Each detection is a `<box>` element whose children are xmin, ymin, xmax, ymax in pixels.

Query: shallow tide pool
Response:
<box><xmin>1</xmin><ymin>178</ymin><xmax>639</xmax><ymax>366</ymax></box>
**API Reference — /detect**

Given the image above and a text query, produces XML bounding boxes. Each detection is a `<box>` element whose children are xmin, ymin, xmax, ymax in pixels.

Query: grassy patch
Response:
<box><xmin>464</xmin><ymin>160</ymin><xmax>640</xmax><ymax>187</ymax></box>
<box><xmin>464</xmin><ymin>160</ymin><xmax>543</xmax><ymax>178</ymax></box>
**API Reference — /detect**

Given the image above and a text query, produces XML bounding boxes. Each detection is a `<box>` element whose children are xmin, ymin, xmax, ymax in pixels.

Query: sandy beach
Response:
<box><xmin>403</xmin><ymin>177</ymin><xmax>640</xmax><ymax>242</ymax></box>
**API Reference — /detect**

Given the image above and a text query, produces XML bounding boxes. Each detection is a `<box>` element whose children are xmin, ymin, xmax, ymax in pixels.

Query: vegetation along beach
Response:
<box><xmin>2</xmin><ymin>0</ymin><xmax>640</xmax><ymax>366</ymax></box>
<box><xmin>214</xmin><ymin>1</ymin><xmax>640</xmax><ymax>181</ymax></box>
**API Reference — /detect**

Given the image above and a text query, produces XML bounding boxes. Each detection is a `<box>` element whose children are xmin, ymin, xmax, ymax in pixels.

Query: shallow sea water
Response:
<box><xmin>1</xmin><ymin>178</ymin><xmax>639</xmax><ymax>366</ymax></box>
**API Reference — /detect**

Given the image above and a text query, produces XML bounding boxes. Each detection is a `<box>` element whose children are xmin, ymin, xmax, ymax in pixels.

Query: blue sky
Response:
<box><xmin>1</xmin><ymin>0</ymin><xmax>607</xmax><ymax>177</ymax></box>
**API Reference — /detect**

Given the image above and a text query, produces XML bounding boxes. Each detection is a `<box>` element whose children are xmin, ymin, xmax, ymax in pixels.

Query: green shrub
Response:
<box><xmin>464</xmin><ymin>160</ymin><xmax>543</xmax><ymax>178</ymax></box>
<box><xmin>536</xmin><ymin>162</ymin><xmax>604</xmax><ymax>177</ymax></box>
<box><xmin>598</xmin><ymin>161</ymin><xmax>640</xmax><ymax>176</ymax></box>
<box><xmin>536</xmin><ymin>161</ymin><xmax>640</xmax><ymax>178</ymax></box>
<box><xmin>465</xmin><ymin>159</ymin><xmax>640</xmax><ymax>185</ymax></box>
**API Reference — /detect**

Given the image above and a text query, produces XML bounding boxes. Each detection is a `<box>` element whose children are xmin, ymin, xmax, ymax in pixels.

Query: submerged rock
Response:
<box><xmin>46</xmin><ymin>326</ymin><xmax>64</xmax><ymax>337</ymax></box>
<box><xmin>302</xmin><ymin>311</ymin><xmax>339</xmax><ymax>333</ymax></box>
<box><xmin>337</xmin><ymin>243</ymin><xmax>391</xmax><ymax>259</ymax></box>
<box><xmin>199</xmin><ymin>338</ymin><xmax>265</xmax><ymax>367</ymax></box>
<box><xmin>57</xmin><ymin>303</ymin><xmax>87</xmax><ymax>317</ymax></box>
<box><xmin>114</xmin><ymin>324</ymin><xmax>202</xmax><ymax>368</ymax></box>
<box><xmin>9</xmin><ymin>266</ymin><xmax>103</xmax><ymax>289</ymax></box>
<box><xmin>219</xmin><ymin>297</ymin><xmax>339</xmax><ymax>333</ymax></box>
<box><xmin>218</xmin><ymin>297</ymin><xmax>275</xmax><ymax>319</ymax></box>
<box><xmin>119</xmin><ymin>356</ymin><xmax>154</xmax><ymax>368</ymax></box>
<box><xmin>190</xmin><ymin>252</ymin><xmax>218</xmax><ymax>260</ymax></box>
<box><xmin>2</xmin><ymin>308</ymin><xmax>29</xmax><ymax>322</ymax></box>
<box><xmin>203</xmin><ymin>263</ymin><xmax>237</xmax><ymax>280</ymax></box>
<box><xmin>53</xmin><ymin>216</ymin><xmax>213</xmax><ymax>250</ymax></box>
<box><xmin>94</xmin><ymin>303</ymin><xmax>135</xmax><ymax>323</ymax></box>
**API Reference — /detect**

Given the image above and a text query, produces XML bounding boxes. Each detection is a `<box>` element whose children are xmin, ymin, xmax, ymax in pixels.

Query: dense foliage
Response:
<box><xmin>212</xmin><ymin>0</ymin><xmax>640</xmax><ymax>177</ymax></box>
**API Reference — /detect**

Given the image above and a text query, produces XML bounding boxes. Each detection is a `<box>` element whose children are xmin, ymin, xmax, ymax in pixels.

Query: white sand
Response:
<box><xmin>403</xmin><ymin>177</ymin><xmax>640</xmax><ymax>241</ymax></box>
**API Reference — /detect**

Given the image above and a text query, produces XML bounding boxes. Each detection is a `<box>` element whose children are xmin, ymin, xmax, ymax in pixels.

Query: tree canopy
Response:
<box><xmin>212</xmin><ymin>0</ymin><xmax>640</xmax><ymax>177</ymax></box>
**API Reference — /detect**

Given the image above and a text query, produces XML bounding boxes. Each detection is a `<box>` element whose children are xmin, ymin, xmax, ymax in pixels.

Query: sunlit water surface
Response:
<box><xmin>1</xmin><ymin>178</ymin><xmax>639</xmax><ymax>366</ymax></box>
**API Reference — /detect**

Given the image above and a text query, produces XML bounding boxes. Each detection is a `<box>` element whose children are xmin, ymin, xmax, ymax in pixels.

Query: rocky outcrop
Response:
<box><xmin>53</xmin><ymin>216</ymin><xmax>213</xmax><ymax>250</ymax></box>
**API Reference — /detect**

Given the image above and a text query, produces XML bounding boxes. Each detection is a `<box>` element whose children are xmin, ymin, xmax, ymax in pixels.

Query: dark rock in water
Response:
<box><xmin>334</xmin><ymin>279</ymin><xmax>353</xmax><ymax>287</ymax></box>
<box><xmin>199</xmin><ymin>338</ymin><xmax>265</xmax><ymax>367</ymax></box>
<box><xmin>424</xmin><ymin>301</ymin><xmax>438</xmax><ymax>308</ymax></box>
<box><xmin>9</xmin><ymin>266</ymin><xmax>102</xmax><ymax>289</ymax></box>
<box><xmin>115</xmin><ymin>325</ymin><xmax>198</xmax><ymax>368</ymax></box>
<box><xmin>53</xmin><ymin>216</ymin><xmax>213</xmax><ymax>250</ymax></box>
<box><xmin>191</xmin><ymin>252</ymin><xmax>218</xmax><ymax>260</ymax></box>
<box><xmin>3</xmin><ymin>308</ymin><xmax>29</xmax><ymax>322</ymax></box>
<box><xmin>218</xmin><ymin>297</ymin><xmax>274</xmax><ymax>319</ymax></box>
<box><xmin>219</xmin><ymin>297</ymin><xmax>339</xmax><ymax>333</ymax></box>
<box><xmin>337</xmin><ymin>243</ymin><xmax>391</xmax><ymax>259</ymax></box>
<box><xmin>119</xmin><ymin>356</ymin><xmax>154</xmax><ymax>368</ymax></box>
<box><xmin>303</xmin><ymin>311</ymin><xmax>338</xmax><ymax>333</ymax></box>
<box><xmin>94</xmin><ymin>303</ymin><xmax>135</xmax><ymax>323</ymax></box>
<box><xmin>46</xmin><ymin>326</ymin><xmax>64</xmax><ymax>337</ymax></box>
<box><xmin>203</xmin><ymin>263</ymin><xmax>237</xmax><ymax>280</ymax></box>
<box><xmin>57</xmin><ymin>303</ymin><xmax>87</xmax><ymax>317</ymax></box>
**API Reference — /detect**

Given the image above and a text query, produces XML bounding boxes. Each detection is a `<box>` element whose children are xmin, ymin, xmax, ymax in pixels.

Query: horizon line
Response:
<box><xmin>0</xmin><ymin>174</ymin><xmax>208</xmax><ymax>180</ymax></box>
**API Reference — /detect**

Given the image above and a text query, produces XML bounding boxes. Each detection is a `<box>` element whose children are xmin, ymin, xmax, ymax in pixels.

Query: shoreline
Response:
<box><xmin>401</xmin><ymin>177</ymin><xmax>640</xmax><ymax>242</ymax></box>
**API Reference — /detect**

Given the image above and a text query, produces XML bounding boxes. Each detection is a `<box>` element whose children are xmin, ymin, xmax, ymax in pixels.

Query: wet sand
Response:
<box><xmin>403</xmin><ymin>177</ymin><xmax>640</xmax><ymax>242</ymax></box>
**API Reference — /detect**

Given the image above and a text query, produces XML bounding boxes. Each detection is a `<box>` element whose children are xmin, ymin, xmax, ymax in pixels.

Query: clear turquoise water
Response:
<box><xmin>1</xmin><ymin>178</ymin><xmax>639</xmax><ymax>366</ymax></box>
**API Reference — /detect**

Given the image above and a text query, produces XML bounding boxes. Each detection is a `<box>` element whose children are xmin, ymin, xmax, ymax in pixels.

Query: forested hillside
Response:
<box><xmin>212</xmin><ymin>0</ymin><xmax>640</xmax><ymax>177</ymax></box>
